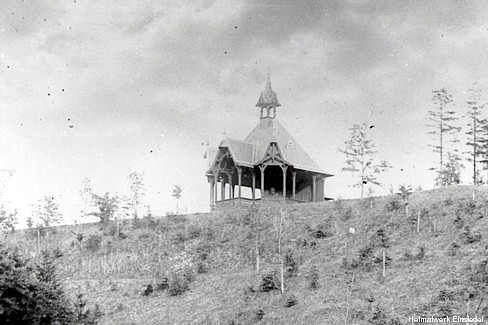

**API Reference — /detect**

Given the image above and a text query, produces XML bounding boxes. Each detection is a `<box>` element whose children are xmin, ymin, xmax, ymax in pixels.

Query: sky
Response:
<box><xmin>2</xmin><ymin>0</ymin><xmax>488</xmax><ymax>226</ymax></box>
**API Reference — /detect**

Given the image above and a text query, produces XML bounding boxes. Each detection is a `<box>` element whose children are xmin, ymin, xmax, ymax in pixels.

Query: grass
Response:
<box><xmin>3</xmin><ymin>185</ymin><xmax>488</xmax><ymax>324</ymax></box>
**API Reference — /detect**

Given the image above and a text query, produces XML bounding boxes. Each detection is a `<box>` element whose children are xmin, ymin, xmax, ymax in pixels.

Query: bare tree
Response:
<box><xmin>339</xmin><ymin>123</ymin><xmax>391</xmax><ymax>198</ymax></box>
<box><xmin>172</xmin><ymin>185</ymin><xmax>182</xmax><ymax>215</ymax></box>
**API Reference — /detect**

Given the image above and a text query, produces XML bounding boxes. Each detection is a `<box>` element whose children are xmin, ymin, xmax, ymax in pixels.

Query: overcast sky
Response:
<box><xmin>2</xmin><ymin>0</ymin><xmax>488</xmax><ymax>225</ymax></box>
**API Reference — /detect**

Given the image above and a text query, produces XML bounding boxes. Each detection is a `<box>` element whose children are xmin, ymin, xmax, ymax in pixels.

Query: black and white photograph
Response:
<box><xmin>1</xmin><ymin>0</ymin><xmax>488</xmax><ymax>324</ymax></box>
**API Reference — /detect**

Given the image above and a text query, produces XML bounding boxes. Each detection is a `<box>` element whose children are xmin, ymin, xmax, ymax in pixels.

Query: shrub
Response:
<box><xmin>372</xmin><ymin>229</ymin><xmax>390</xmax><ymax>248</ymax></box>
<box><xmin>168</xmin><ymin>274</ymin><xmax>190</xmax><ymax>296</ymax></box>
<box><xmin>461</xmin><ymin>225</ymin><xmax>481</xmax><ymax>244</ymax></box>
<box><xmin>284</xmin><ymin>293</ymin><xmax>298</xmax><ymax>307</ymax></box>
<box><xmin>368</xmin><ymin>305</ymin><xmax>401</xmax><ymax>325</ymax></box>
<box><xmin>255</xmin><ymin>309</ymin><xmax>265</xmax><ymax>321</ymax></box>
<box><xmin>284</xmin><ymin>250</ymin><xmax>298</xmax><ymax>278</ymax></box>
<box><xmin>155</xmin><ymin>277</ymin><xmax>169</xmax><ymax>291</ymax></box>
<box><xmin>307</xmin><ymin>265</ymin><xmax>319</xmax><ymax>290</ymax></box>
<box><xmin>447</xmin><ymin>242</ymin><xmax>460</xmax><ymax>256</ymax></box>
<box><xmin>188</xmin><ymin>225</ymin><xmax>201</xmax><ymax>239</ymax></box>
<box><xmin>196</xmin><ymin>261</ymin><xmax>208</xmax><ymax>274</ymax></box>
<box><xmin>0</xmin><ymin>246</ymin><xmax>100</xmax><ymax>324</ymax></box>
<box><xmin>260</xmin><ymin>273</ymin><xmax>278</xmax><ymax>292</ymax></box>
<box><xmin>84</xmin><ymin>234</ymin><xmax>102</xmax><ymax>253</ymax></box>
<box><xmin>384</xmin><ymin>197</ymin><xmax>401</xmax><ymax>212</ymax></box>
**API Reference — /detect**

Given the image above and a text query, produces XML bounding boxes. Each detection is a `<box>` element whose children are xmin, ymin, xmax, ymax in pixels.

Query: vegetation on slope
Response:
<box><xmin>2</xmin><ymin>185</ymin><xmax>488</xmax><ymax>324</ymax></box>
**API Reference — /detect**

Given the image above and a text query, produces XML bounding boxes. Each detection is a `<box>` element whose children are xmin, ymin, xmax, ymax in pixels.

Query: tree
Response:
<box><xmin>464</xmin><ymin>83</ymin><xmax>486</xmax><ymax>185</ymax></box>
<box><xmin>438</xmin><ymin>152</ymin><xmax>463</xmax><ymax>185</ymax></box>
<box><xmin>339</xmin><ymin>123</ymin><xmax>391</xmax><ymax>198</ymax></box>
<box><xmin>172</xmin><ymin>185</ymin><xmax>182</xmax><ymax>215</ymax></box>
<box><xmin>397</xmin><ymin>184</ymin><xmax>413</xmax><ymax>216</ymax></box>
<box><xmin>427</xmin><ymin>88</ymin><xmax>461</xmax><ymax>186</ymax></box>
<box><xmin>0</xmin><ymin>204</ymin><xmax>17</xmax><ymax>232</ymax></box>
<box><xmin>35</xmin><ymin>196</ymin><xmax>62</xmax><ymax>227</ymax></box>
<box><xmin>79</xmin><ymin>177</ymin><xmax>93</xmax><ymax>219</ymax></box>
<box><xmin>128</xmin><ymin>171</ymin><xmax>145</xmax><ymax>219</ymax></box>
<box><xmin>272</xmin><ymin>207</ymin><xmax>288</xmax><ymax>294</ymax></box>
<box><xmin>89</xmin><ymin>192</ymin><xmax>118</xmax><ymax>225</ymax></box>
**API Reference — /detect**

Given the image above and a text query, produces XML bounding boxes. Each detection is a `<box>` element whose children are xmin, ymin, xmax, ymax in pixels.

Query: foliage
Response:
<box><xmin>128</xmin><ymin>171</ymin><xmax>145</xmax><ymax>219</ymax></box>
<box><xmin>172</xmin><ymin>184</ymin><xmax>183</xmax><ymax>215</ymax></box>
<box><xmin>0</xmin><ymin>204</ymin><xmax>17</xmax><ymax>232</ymax></box>
<box><xmin>79</xmin><ymin>177</ymin><xmax>93</xmax><ymax>219</ymax></box>
<box><xmin>167</xmin><ymin>269</ymin><xmax>193</xmax><ymax>296</ymax></box>
<box><xmin>284</xmin><ymin>293</ymin><xmax>298</xmax><ymax>307</ymax></box>
<box><xmin>89</xmin><ymin>192</ymin><xmax>118</xmax><ymax>224</ymax></box>
<box><xmin>339</xmin><ymin>123</ymin><xmax>391</xmax><ymax>198</ymax></box>
<box><xmin>34</xmin><ymin>195</ymin><xmax>62</xmax><ymax>227</ymax></box>
<box><xmin>397</xmin><ymin>184</ymin><xmax>413</xmax><ymax>202</ymax></box>
<box><xmin>307</xmin><ymin>265</ymin><xmax>319</xmax><ymax>290</ymax></box>
<box><xmin>260</xmin><ymin>273</ymin><xmax>278</xmax><ymax>292</ymax></box>
<box><xmin>84</xmin><ymin>234</ymin><xmax>102</xmax><ymax>252</ymax></box>
<box><xmin>0</xmin><ymin>245</ymin><xmax>100</xmax><ymax>324</ymax></box>
<box><xmin>436</xmin><ymin>152</ymin><xmax>463</xmax><ymax>186</ymax></box>
<box><xmin>464</xmin><ymin>83</ymin><xmax>486</xmax><ymax>185</ymax></box>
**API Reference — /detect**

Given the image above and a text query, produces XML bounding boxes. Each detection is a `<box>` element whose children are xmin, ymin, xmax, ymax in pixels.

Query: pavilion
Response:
<box><xmin>205</xmin><ymin>76</ymin><xmax>333</xmax><ymax>210</ymax></box>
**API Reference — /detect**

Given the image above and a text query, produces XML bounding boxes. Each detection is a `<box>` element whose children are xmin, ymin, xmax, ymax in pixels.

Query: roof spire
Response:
<box><xmin>255</xmin><ymin>73</ymin><xmax>281</xmax><ymax>119</ymax></box>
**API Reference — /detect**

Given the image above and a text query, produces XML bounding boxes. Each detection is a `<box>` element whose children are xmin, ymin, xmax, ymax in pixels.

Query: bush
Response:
<box><xmin>0</xmin><ymin>246</ymin><xmax>100</xmax><ymax>324</ymax></box>
<box><xmin>307</xmin><ymin>265</ymin><xmax>319</xmax><ymax>290</ymax></box>
<box><xmin>84</xmin><ymin>234</ymin><xmax>102</xmax><ymax>252</ymax></box>
<box><xmin>284</xmin><ymin>293</ymin><xmax>298</xmax><ymax>307</ymax></box>
<box><xmin>447</xmin><ymin>242</ymin><xmax>460</xmax><ymax>256</ymax></box>
<box><xmin>155</xmin><ymin>277</ymin><xmax>169</xmax><ymax>291</ymax></box>
<box><xmin>167</xmin><ymin>269</ymin><xmax>194</xmax><ymax>296</ymax></box>
<box><xmin>461</xmin><ymin>225</ymin><xmax>481</xmax><ymax>244</ymax></box>
<box><xmin>284</xmin><ymin>250</ymin><xmax>298</xmax><ymax>278</ymax></box>
<box><xmin>384</xmin><ymin>198</ymin><xmax>401</xmax><ymax>212</ymax></box>
<box><xmin>368</xmin><ymin>305</ymin><xmax>401</xmax><ymax>325</ymax></box>
<box><xmin>260</xmin><ymin>273</ymin><xmax>278</xmax><ymax>292</ymax></box>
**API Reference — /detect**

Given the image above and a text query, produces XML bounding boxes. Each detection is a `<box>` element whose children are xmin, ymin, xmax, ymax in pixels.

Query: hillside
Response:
<box><xmin>3</xmin><ymin>185</ymin><xmax>488</xmax><ymax>324</ymax></box>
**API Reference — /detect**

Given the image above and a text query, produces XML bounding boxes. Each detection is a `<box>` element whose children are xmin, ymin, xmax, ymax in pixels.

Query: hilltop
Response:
<box><xmin>3</xmin><ymin>185</ymin><xmax>488</xmax><ymax>324</ymax></box>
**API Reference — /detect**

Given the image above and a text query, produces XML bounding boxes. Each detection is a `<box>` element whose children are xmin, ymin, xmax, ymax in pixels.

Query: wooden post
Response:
<box><xmin>259</xmin><ymin>165</ymin><xmax>266</xmax><ymax>198</ymax></box>
<box><xmin>417</xmin><ymin>211</ymin><xmax>420</xmax><ymax>233</ymax></box>
<box><xmin>37</xmin><ymin>228</ymin><xmax>41</xmax><ymax>253</ymax></box>
<box><xmin>382</xmin><ymin>251</ymin><xmax>386</xmax><ymax>277</ymax></box>
<box><xmin>292</xmin><ymin>171</ymin><xmax>296</xmax><ymax>201</ymax></box>
<box><xmin>220</xmin><ymin>175</ymin><xmax>225</xmax><ymax>200</ymax></box>
<box><xmin>281</xmin><ymin>165</ymin><xmax>288</xmax><ymax>198</ymax></box>
<box><xmin>251</xmin><ymin>170</ymin><xmax>256</xmax><ymax>200</ymax></box>
<box><xmin>237</xmin><ymin>167</ymin><xmax>242</xmax><ymax>198</ymax></box>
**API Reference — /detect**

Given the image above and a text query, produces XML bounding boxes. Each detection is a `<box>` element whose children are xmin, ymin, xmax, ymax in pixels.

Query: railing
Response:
<box><xmin>214</xmin><ymin>195</ymin><xmax>305</xmax><ymax>210</ymax></box>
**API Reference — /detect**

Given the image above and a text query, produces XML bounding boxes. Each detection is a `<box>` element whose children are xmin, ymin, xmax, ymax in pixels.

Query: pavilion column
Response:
<box><xmin>281</xmin><ymin>165</ymin><xmax>288</xmax><ymax>198</ymax></box>
<box><xmin>209</xmin><ymin>176</ymin><xmax>215</xmax><ymax>210</ymax></box>
<box><xmin>292</xmin><ymin>171</ymin><xmax>297</xmax><ymax>201</ymax></box>
<box><xmin>237</xmin><ymin>167</ymin><xmax>242</xmax><ymax>198</ymax></box>
<box><xmin>227</xmin><ymin>172</ymin><xmax>234</xmax><ymax>199</ymax></box>
<box><xmin>251</xmin><ymin>170</ymin><xmax>256</xmax><ymax>200</ymax></box>
<box><xmin>312</xmin><ymin>174</ymin><xmax>317</xmax><ymax>202</ymax></box>
<box><xmin>259</xmin><ymin>165</ymin><xmax>266</xmax><ymax>198</ymax></box>
<box><xmin>220</xmin><ymin>174</ymin><xmax>225</xmax><ymax>200</ymax></box>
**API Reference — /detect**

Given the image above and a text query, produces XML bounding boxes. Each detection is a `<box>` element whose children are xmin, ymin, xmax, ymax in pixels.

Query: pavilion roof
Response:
<box><xmin>207</xmin><ymin>118</ymin><xmax>331</xmax><ymax>176</ymax></box>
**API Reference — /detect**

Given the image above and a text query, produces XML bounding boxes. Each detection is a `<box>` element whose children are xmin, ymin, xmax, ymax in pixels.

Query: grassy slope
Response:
<box><xmin>4</xmin><ymin>185</ymin><xmax>488</xmax><ymax>324</ymax></box>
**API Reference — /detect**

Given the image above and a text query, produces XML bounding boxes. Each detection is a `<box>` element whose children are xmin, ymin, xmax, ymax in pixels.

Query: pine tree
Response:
<box><xmin>427</xmin><ymin>88</ymin><xmax>461</xmax><ymax>186</ymax></box>
<box><xmin>172</xmin><ymin>185</ymin><xmax>182</xmax><ymax>215</ymax></box>
<box><xmin>339</xmin><ymin>123</ymin><xmax>391</xmax><ymax>198</ymax></box>
<box><xmin>35</xmin><ymin>196</ymin><xmax>62</xmax><ymax>227</ymax></box>
<box><xmin>465</xmin><ymin>83</ymin><xmax>486</xmax><ymax>185</ymax></box>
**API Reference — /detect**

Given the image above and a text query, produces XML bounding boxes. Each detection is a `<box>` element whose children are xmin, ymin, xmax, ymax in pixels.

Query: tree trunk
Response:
<box><xmin>255</xmin><ymin>235</ymin><xmax>260</xmax><ymax>274</ymax></box>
